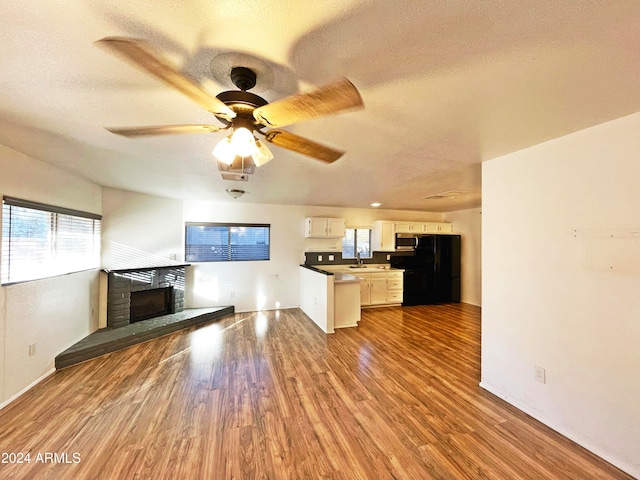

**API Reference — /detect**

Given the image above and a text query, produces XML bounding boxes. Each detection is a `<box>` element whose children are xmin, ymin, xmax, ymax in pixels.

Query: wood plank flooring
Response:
<box><xmin>0</xmin><ymin>304</ymin><xmax>632</xmax><ymax>479</ymax></box>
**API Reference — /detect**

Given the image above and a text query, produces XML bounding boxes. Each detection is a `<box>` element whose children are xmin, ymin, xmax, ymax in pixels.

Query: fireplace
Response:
<box><xmin>104</xmin><ymin>265</ymin><xmax>188</xmax><ymax>329</ymax></box>
<box><xmin>130</xmin><ymin>287</ymin><xmax>174</xmax><ymax>323</ymax></box>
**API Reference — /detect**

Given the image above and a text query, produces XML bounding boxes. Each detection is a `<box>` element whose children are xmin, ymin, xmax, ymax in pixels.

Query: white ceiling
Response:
<box><xmin>2</xmin><ymin>1</ymin><xmax>640</xmax><ymax>212</ymax></box>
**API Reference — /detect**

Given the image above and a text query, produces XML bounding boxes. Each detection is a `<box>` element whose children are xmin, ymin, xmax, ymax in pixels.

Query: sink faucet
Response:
<box><xmin>356</xmin><ymin>251</ymin><xmax>363</xmax><ymax>266</ymax></box>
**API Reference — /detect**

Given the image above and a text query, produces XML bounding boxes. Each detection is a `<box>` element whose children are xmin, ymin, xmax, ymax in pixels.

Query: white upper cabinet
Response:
<box><xmin>397</xmin><ymin>222</ymin><xmax>454</xmax><ymax>234</ymax></box>
<box><xmin>327</xmin><ymin>218</ymin><xmax>346</xmax><ymax>237</ymax></box>
<box><xmin>305</xmin><ymin>217</ymin><xmax>346</xmax><ymax>238</ymax></box>
<box><xmin>372</xmin><ymin>220</ymin><xmax>396</xmax><ymax>251</ymax></box>
<box><xmin>424</xmin><ymin>222</ymin><xmax>453</xmax><ymax>234</ymax></box>
<box><xmin>395</xmin><ymin>222</ymin><xmax>425</xmax><ymax>233</ymax></box>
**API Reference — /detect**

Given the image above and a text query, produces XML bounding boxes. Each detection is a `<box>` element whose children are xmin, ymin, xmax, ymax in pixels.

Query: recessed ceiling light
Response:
<box><xmin>370</xmin><ymin>202</ymin><xmax>382</xmax><ymax>207</ymax></box>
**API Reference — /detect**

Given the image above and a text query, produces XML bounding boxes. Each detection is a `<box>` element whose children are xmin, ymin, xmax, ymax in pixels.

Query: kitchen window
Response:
<box><xmin>185</xmin><ymin>223</ymin><xmax>270</xmax><ymax>262</ymax></box>
<box><xmin>1</xmin><ymin>196</ymin><xmax>101</xmax><ymax>285</ymax></box>
<box><xmin>342</xmin><ymin>228</ymin><xmax>372</xmax><ymax>259</ymax></box>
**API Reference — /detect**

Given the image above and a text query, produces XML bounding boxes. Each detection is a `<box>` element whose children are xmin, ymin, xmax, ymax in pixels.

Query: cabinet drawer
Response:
<box><xmin>370</xmin><ymin>272</ymin><xmax>388</xmax><ymax>279</ymax></box>
<box><xmin>387</xmin><ymin>291</ymin><xmax>403</xmax><ymax>303</ymax></box>
<box><xmin>388</xmin><ymin>279</ymin><xmax>403</xmax><ymax>290</ymax></box>
<box><xmin>387</xmin><ymin>271</ymin><xmax>403</xmax><ymax>280</ymax></box>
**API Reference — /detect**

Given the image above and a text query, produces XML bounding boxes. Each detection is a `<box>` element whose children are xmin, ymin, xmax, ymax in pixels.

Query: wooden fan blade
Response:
<box><xmin>253</xmin><ymin>77</ymin><xmax>363</xmax><ymax>128</ymax></box>
<box><xmin>263</xmin><ymin>129</ymin><xmax>344</xmax><ymax>163</ymax></box>
<box><xmin>107</xmin><ymin>124</ymin><xmax>222</xmax><ymax>137</ymax></box>
<box><xmin>96</xmin><ymin>37</ymin><xmax>236</xmax><ymax>121</ymax></box>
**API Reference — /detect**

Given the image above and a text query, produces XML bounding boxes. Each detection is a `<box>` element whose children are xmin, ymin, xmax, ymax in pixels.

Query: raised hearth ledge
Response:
<box><xmin>56</xmin><ymin>306</ymin><xmax>234</xmax><ymax>369</ymax></box>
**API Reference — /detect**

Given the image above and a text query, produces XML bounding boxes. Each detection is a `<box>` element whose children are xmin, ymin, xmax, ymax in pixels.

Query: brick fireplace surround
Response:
<box><xmin>105</xmin><ymin>265</ymin><xmax>188</xmax><ymax>329</ymax></box>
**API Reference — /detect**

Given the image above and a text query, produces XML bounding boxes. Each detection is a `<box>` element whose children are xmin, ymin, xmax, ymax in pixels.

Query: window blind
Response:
<box><xmin>185</xmin><ymin>223</ymin><xmax>270</xmax><ymax>262</ymax></box>
<box><xmin>1</xmin><ymin>197</ymin><xmax>101</xmax><ymax>284</ymax></box>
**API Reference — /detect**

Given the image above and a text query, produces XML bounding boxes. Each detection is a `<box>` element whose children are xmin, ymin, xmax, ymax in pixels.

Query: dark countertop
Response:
<box><xmin>299</xmin><ymin>264</ymin><xmax>333</xmax><ymax>275</ymax></box>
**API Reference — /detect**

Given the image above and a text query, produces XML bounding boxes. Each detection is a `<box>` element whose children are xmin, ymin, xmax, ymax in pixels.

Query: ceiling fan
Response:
<box><xmin>96</xmin><ymin>37</ymin><xmax>364</xmax><ymax>168</ymax></box>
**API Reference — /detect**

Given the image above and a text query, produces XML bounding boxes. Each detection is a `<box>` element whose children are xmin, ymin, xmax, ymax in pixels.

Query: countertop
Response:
<box><xmin>314</xmin><ymin>264</ymin><xmax>404</xmax><ymax>274</ymax></box>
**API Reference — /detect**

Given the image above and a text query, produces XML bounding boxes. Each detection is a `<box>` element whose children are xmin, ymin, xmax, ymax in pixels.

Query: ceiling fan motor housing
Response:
<box><xmin>230</xmin><ymin>66</ymin><xmax>257</xmax><ymax>91</ymax></box>
<box><xmin>215</xmin><ymin>88</ymin><xmax>268</xmax><ymax>128</ymax></box>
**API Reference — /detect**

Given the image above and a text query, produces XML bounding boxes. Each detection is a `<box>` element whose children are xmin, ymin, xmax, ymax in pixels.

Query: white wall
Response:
<box><xmin>481</xmin><ymin>112</ymin><xmax>640</xmax><ymax>477</ymax></box>
<box><xmin>183</xmin><ymin>201</ymin><xmax>318</xmax><ymax>312</ymax></box>
<box><xmin>0</xmin><ymin>145</ymin><xmax>102</xmax><ymax>405</ymax></box>
<box><xmin>101</xmin><ymin>188</ymin><xmax>184</xmax><ymax>268</ymax></box>
<box><xmin>444</xmin><ymin>207</ymin><xmax>482</xmax><ymax>306</ymax></box>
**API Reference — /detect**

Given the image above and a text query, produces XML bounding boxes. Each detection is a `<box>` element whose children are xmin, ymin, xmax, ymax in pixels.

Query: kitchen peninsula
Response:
<box><xmin>299</xmin><ymin>263</ymin><xmax>404</xmax><ymax>334</ymax></box>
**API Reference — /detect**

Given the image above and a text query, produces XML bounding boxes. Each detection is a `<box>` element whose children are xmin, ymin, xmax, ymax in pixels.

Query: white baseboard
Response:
<box><xmin>0</xmin><ymin>368</ymin><xmax>56</xmax><ymax>411</ymax></box>
<box><xmin>479</xmin><ymin>381</ymin><xmax>637</xmax><ymax>479</ymax></box>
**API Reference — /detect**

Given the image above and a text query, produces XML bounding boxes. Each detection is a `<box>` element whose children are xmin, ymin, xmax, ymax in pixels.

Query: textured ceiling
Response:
<box><xmin>2</xmin><ymin>1</ymin><xmax>640</xmax><ymax>211</ymax></box>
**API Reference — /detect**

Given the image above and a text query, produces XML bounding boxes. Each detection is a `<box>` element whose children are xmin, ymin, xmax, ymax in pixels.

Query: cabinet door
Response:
<box><xmin>379</xmin><ymin>221</ymin><xmax>395</xmax><ymax>250</ymax></box>
<box><xmin>425</xmin><ymin>222</ymin><xmax>453</xmax><ymax>234</ymax></box>
<box><xmin>359</xmin><ymin>275</ymin><xmax>371</xmax><ymax>306</ymax></box>
<box><xmin>415</xmin><ymin>223</ymin><xmax>428</xmax><ymax>233</ymax></box>
<box><xmin>395</xmin><ymin>222</ymin><xmax>412</xmax><ymax>233</ymax></box>
<box><xmin>424</xmin><ymin>223</ymin><xmax>439</xmax><ymax>234</ymax></box>
<box><xmin>372</xmin><ymin>221</ymin><xmax>396</xmax><ymax>251</ymax></box>
<box><xmin>327</xmin><ymin>218</ymin><xmax>346</xmax><ymax>238</ymax></box>
<box><xmin>370</xmin><ymin>276</ymin><xmax>388</xmax><ymax>304</ymax></box>
<box><xmin>306</xmin><ymin>218</ymin><xmax>327</xmax><ymax>237</ymax></box>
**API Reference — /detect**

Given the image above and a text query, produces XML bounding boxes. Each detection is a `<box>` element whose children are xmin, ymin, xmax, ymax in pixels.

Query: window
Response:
<box><xmin>342</xmin><ymin>228</ymin><xmax>372</xmax><ymax>258</ymax></box>
<box><xmin>1</xmin><ymin>197</ymin><xmax>101</xmax><ymax>284</ymax></box>
<box><xmin>185</xmin><ymin>223</ymin><xmax>270</xmax><ymax>262</ymax></box>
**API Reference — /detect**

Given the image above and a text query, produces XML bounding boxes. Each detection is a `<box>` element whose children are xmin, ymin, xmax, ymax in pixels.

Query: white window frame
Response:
<box><xmin>1</xmin><ymin>197</ymin><xmax>101</xmax><ymax>285</ymax></box>
<box><xmin>185</xmin><ymin>223</ymin><xmax>270</xmax><ymax>262</ymax></box>
<box><xmin>342</xmin><ymin>228</ymin><xmax>372</xmax><ymax>259</ymax></box>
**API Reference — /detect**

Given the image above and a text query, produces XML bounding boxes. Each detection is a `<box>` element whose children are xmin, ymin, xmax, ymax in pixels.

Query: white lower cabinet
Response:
<box><xmin>359</xmin><ymin>276</ymin><xmax>371</xmax><ymax>306</ymax></box>
<box><xmin>387</xmin><ymin>271</ymin><xmax>404</xmax><ymax>303</ymax></box>
<box><xmin>356</xmin><ymin>270</ymin><xmax>403</xmax><ymax>307</ymax></box>
<box><xmin>370</xmin><ymin>274</ymin><xmax>388</xmax><ymax>305</ymax></box>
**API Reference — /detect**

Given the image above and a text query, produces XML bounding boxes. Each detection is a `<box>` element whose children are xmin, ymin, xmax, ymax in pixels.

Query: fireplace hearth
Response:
<box><xmin>104</xmin><ymin>265</ymin><xmax>188</xmax><ymax>329</ymax></box>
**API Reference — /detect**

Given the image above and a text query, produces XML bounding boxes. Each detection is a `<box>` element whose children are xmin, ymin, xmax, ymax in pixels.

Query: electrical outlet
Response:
<box><xmin>29</xmin><ymin>343</ymin><xmax>36</xmax><ymax>356</ymax></box>
<box><xmin>317</xmin><ymin>255</ymin><xmax>323</xmax><ymax>262</ymax></box>
<box><xmin>387</xmin><ymin>254</ymin><xmax>391</xmax><ymax>261</ymax></box>
<box><xmin>535</xmin><ymin>365</ymin><xmax>546</xmax><ymax>383</ymax></box>
<box><xmin>230</xmin><ymin>291</ymin><xmax>236</xmax><ymax>299</ymax></box>
<box><xmin>328</xmin><ymin>255</ymin><xmax>334</xmax><ymax>261</ymax></box>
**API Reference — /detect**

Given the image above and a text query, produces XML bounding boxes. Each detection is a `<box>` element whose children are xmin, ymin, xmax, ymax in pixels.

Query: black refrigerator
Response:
<box><xmin>390</xmin><ymin>235</ymin><xmax>461</xmax><ymax>306</ymax></box>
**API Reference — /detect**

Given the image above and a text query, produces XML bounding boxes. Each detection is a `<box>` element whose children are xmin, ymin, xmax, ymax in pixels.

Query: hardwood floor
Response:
<box><xmin>0</xmin><ymin>304</ymin><xmax>632</xmax><ymax>479</ymax></box>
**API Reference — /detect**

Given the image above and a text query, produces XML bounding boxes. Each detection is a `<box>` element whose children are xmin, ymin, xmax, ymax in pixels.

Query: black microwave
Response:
<box><xmin>395</xmin><ymin>233</ymin><xmax>420</xmax><ymax>251</ymax></box>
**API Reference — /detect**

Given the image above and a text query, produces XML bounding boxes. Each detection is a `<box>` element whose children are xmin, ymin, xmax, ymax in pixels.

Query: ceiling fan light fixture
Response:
<box><xmin>230</xmin><ymin>127</ymin><xmax>256</xmax><ymax>157</ymax></box>
<box><xmin>212</xmin><ymin>137</ymin><xmax>235</xmax><ymax>165</ymax></box>
<box><xmin>214</xmin><ymin>126</ymin><xmax>273</xmax><ymax>168</ymax></box>
<box><xmin>253</xmin><ymin>139</ymin><xmax>274</xmax><ymax>166</ymax></box>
